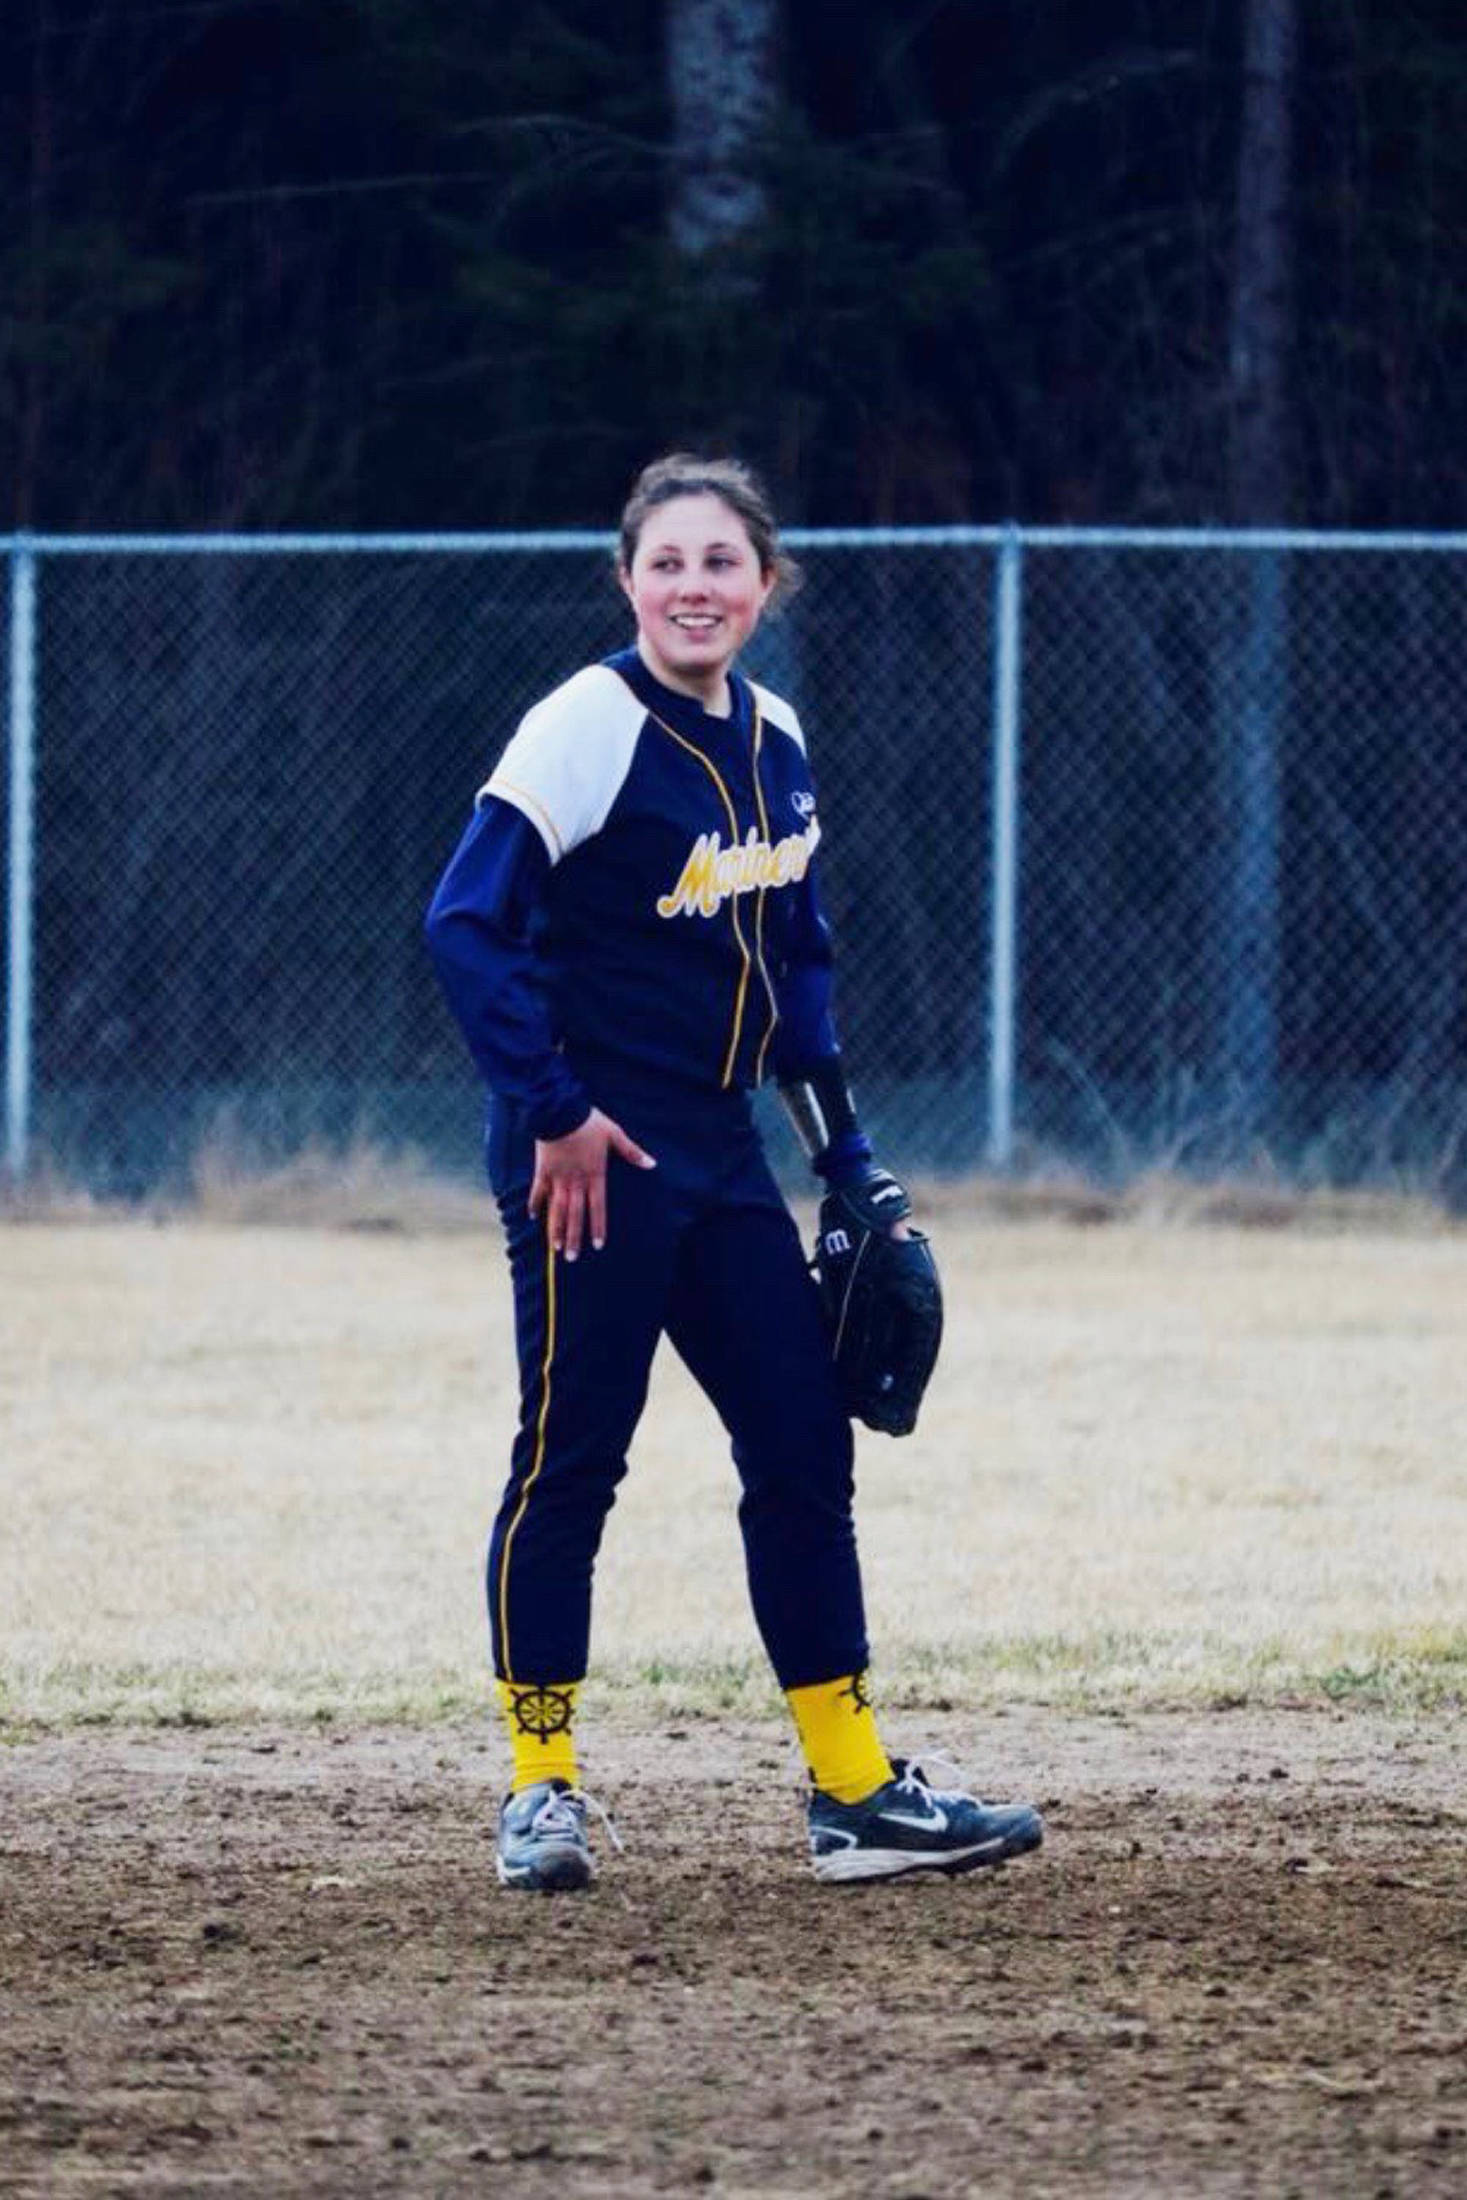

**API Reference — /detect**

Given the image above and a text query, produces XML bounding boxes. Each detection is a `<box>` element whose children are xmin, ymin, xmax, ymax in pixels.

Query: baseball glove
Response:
<box><xmin>813</xmin><ymin>1169</ymin><xmax>943</xmax><ymax>1436</ymax></box>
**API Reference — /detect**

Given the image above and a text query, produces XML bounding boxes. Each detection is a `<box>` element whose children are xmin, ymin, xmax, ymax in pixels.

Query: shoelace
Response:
<box><xmin>532</xmin><ymin>1784</ymin><xmax>624</xmax><ymax>1855</ymax></box>
<box><xmin>793</xmin><ymin>1742</ymin><xmax>978</xmax><ymax>1809</ymax></box>
<box><xmin>892</xmin><ymin>1750</ymin><xmax>975</xmax><ymax>1805</ymax></box>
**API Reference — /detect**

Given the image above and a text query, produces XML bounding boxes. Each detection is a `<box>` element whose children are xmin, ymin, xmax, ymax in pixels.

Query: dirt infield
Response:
<box><xmin>4</xmin><ymin>1201</ymin><xmax>1465</xmax><ymax>2189</ymax></box>
<box><xmin>3</xmin><ymin>1706</ymin><xmax>1463</xmax><ymax>2197</ymax></box>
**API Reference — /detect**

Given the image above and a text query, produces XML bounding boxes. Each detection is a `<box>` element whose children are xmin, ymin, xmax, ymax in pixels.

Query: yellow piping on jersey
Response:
<box><xmin>747</xmin><ymin>702</ymin><xmax>781</xmax><ymax>1084</ymax></box>
<box><xmin>644</xmin><ymin>706</ymin><xmax>754</xmax><ymax>1089</ymax></box>
<box><xmin>488</xmin><ymin>776</ymin><xmax>565</xmax><ymax>860</ymax></box>
<box><xmin>496</xmin><ymin>1229</ymin><xmax>557</xmax><ymax>1682</ymax></box>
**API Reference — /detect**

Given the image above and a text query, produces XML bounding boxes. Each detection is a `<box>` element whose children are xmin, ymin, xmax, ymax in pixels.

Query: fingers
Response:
<box><xmin>587</xmin><ymin>1168</ymin><xmax>608</xmax><ymax>1254</ymax></box>
<box><xmin>530</xmin><ymin>1110</ymin><xmax>655</xmax><ymax>1259</ymax></box>
<box><xmin>607</xmin><ymin>1122</ymin><xmax>658</xmax><ymax>1172</ymax></box>
<box><xmin>530</xmin><ymin>1168</ymin><xmax>586</xmax><ymax>1260</ymax></box>
<box><xmin>557</xmin><ymin>1172</ymin><xmax>588</xmax><ymax>1262</ymax></box>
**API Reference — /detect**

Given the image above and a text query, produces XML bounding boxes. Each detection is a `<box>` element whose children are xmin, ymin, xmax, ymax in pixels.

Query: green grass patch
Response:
<box><xmin>8</xmin><ymin>1628</ymin><xmax>1461</xmax><ymax>1739</ymax></box>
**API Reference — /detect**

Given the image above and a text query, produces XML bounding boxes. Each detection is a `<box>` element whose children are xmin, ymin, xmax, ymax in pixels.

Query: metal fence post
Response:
<box><xmin>986</xmin><ymin>525</ymin><xmax>1023</xmax><ymax>1169</ymax></box>
<box><xmin>1224</xmin><ymin>545</ymin><xmax>1286</xmax><ymax>1125</ymax></box>
<box><xmin>5</xmin><ymin>538</ymin><xmax>37</xmax><ymax>1185</ymax></box>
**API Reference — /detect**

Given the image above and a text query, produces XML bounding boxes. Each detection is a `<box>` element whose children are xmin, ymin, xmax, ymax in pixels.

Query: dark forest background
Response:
<box><xmin>4</xmin><ymin>0</ymin><xmax>1463</xmax><ymax>537</ymax></box>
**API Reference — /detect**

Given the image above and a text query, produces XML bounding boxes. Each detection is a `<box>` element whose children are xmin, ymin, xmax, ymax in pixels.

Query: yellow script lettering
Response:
<box><xmin>656</xmin><ymin>822</ymin><xmax>818</xmax><ymax>920</ymax></box>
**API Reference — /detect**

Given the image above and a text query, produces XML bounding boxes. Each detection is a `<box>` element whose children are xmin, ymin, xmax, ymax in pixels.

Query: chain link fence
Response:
<box><xmin>4</xmin><ymin>528</ymin><xmax>1465</xmax><ymax>1200</ymax></box>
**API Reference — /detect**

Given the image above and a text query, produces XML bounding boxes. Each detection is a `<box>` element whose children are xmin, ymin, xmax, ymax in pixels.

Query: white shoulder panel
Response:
<box><xmin>750</xmin><ymin>679</ymin><xmax>806</xmax><ymax>755</ymax></box>
<box><xmin>478</xmin><ymin>665</ymin><xmax>645</xmax><ymax>862</ymax></box>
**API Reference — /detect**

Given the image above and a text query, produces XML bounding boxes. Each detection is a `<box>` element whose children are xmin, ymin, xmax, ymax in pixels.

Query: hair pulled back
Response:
<box><xmin>617</xmin><ymin>452</ymin><xmax>802</xmax><ymax>605</ymax></box>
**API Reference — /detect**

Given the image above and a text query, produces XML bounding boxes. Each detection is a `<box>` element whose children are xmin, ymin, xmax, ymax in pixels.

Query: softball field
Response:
<box><xmin>2</xmin><ymin>1180</ymin><xmax>1464</xmax><ymax>2194</ymax></box>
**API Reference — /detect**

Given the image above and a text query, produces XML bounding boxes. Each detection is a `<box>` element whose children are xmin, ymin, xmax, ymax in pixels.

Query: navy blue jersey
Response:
<box><xmin>428</xmin><ymin>647</ymin><xmax>861</xmax><ymax>1155</ymax></box>
<box><xmin>431</xmin><ymin>646</ymin><xmax>878</xmax><ymax>1703</ymax></box>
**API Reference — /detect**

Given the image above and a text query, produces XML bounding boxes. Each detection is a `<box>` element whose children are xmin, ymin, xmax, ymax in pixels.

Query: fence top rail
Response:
<box><xmin>4</xmin><ymin>524</ymin><xmax>1467</xmax><ymax>557</ymax></box>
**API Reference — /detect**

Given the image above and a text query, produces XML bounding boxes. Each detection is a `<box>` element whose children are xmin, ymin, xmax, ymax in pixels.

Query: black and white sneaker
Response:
<box><xmin>495</xmin><ymin>1779</ymin><xmax>604</xmax><ymax>1892</ymax></box>
<box><xmin>808</xmin><ymin>1757</ymin><xmax>1043</xmax><ymax>1884</ymax></box>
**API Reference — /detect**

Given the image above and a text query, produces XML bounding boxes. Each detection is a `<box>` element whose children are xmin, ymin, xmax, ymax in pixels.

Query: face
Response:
<box><xmin>621</xmin><ymin>492</ymin><xmax>774</xmax><ymax>706</ymax></box>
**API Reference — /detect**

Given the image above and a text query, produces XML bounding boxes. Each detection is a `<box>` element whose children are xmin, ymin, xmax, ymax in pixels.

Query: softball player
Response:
<box><xmin>426</xmin><ymin>453</ymin><xmax>1042</xmax><ymax>1889</ymax></box>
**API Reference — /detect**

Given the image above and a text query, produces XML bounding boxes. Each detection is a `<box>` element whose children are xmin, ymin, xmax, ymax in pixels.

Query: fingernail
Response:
<box><xmin>592</xmin><ymin>1238</ymin><xmax>605</xmax><ymax>1252</ymax></box>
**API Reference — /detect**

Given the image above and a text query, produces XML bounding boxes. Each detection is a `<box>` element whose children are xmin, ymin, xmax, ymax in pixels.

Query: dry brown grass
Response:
<box><xmin>3</xmin><ymin>1178</ymin><xmax>1464</xmax><ymax>1729</ymax></box>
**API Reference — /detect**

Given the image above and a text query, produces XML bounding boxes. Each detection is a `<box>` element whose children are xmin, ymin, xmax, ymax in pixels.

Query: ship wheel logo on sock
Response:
<box><xmin>509</xmin><ymin>1685</ymin><xmax>576</xmax><ymax>1741</ymax></box>
<box><xmin>838</xmin><ymin>1671</ymin><xmax>872</xmax><ymax>1715</ymax></box>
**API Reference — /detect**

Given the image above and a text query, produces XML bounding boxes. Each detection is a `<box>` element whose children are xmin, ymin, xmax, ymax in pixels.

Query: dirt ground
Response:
<box><xmin>2</xmin><ymin>1707</ymin><xmax>1463</xmax><ymax>2197</ymax></box>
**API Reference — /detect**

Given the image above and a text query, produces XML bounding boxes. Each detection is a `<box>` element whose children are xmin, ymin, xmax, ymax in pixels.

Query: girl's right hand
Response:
<box><xmin>528</xmin><ymin>1109</ymin><xmax>657</xmax><ymax>1259</ymax></box>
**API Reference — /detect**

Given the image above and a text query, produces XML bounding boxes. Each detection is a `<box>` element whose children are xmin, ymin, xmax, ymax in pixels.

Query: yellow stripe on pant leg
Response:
<box><xmin>497</xmin><ymin>1230</ymin><xmax>557</xmax><ymax>1686</ymax></box>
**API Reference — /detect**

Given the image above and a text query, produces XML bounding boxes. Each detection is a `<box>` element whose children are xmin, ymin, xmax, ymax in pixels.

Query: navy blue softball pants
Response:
<box><xmin>485</xmin><ymin>1083</ymin><xmax>869</xmax><ymax>1692</ymax></box>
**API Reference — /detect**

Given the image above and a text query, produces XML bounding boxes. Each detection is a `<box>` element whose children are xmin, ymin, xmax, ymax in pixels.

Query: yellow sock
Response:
<box><xmin>786</xmin><ymin>1672</ymin><xmax>894</xmax><ymax>1803</ymax></box>
<box><xmin>497</xmin><ymin>1680</ymin><xmax>582</xmax><ymax>1792</ymax></box>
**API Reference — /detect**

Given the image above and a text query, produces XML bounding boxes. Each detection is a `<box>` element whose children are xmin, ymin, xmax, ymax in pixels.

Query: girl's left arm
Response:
<box><xmin>768</xmin><ymin>864</ymin><xmax>873</xmax><ymax>1186</ymax></box>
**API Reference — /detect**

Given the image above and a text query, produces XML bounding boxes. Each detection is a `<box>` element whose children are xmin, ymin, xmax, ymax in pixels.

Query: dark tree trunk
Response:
<box><xmin>1219</xmin><ymin>0</ymin><xmax>1298</xmax><ymax>1134</ymax></box>
<box><xmin>1228</xmin><ymin>0</ymin><xmax>1297</xmax><ymax>521</ymax></box>
<box><xmin>16</xmin><ymin>0</ymin><xmax>54</xmax><ymax>528</ymax></box>
<box><xmin>666</xmin><ymin>0</ymin><xmax>778</xmax><ymax>265</ymax></box>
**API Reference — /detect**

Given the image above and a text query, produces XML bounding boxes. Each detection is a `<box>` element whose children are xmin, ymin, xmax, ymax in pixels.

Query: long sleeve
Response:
<box><xmin>767</xmin><ymin>860</ymin><xmax>873</xmax><ymax>1185</ymax></box>
<box><xmin>424</xmin><ymin>796</ymin><xmax>592</xmax><ymax>1141</ymax></box>
<box><xmin>768</xmin><ymin>861</ymin><xmax>838</xmax><ymax>1074</ymax></box>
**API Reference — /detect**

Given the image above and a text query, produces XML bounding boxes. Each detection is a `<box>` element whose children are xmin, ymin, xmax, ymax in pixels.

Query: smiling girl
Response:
<box><xmin>425</xmin><ymin>452</ymin><xmax>1041</xmax><ymax>1890</ymax></box>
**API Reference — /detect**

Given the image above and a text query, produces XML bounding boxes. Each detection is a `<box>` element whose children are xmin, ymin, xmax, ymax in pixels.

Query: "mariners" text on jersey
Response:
<box><xmin>656</xmin><ymin>821</ymin><xmax>821</xmax><ymax>920</ymax></box>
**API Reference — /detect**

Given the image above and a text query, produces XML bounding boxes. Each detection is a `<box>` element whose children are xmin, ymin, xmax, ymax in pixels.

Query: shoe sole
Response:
<box><xmin>812</xmin><ymin>1818</ymin><xmax>1043</xmax><ymax>1885</ymax></box>
<box><xmin>495</xmin><ymin>1849</ymin><xmax>594</xmax><ymax>1892</ymax></box>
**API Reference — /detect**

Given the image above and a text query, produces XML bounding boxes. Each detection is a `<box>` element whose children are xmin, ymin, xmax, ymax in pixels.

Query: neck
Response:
<box><xmin>636</xmin><ymin>642</ymin><xmax>732</xmax><ymax>718</ymax></box>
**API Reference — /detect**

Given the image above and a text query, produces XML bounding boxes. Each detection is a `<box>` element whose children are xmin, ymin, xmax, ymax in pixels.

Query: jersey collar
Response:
<box><xmin>606</xmin><ymin>645</ymin><xmax>752</xmax><ymax>738</ymax></box>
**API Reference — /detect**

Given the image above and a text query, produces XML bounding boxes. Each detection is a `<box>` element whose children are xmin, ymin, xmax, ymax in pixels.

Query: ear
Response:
<box><xmin>616</xmin><ymin>561</ymin><xmax>636</xmax><ymax>606</ymax></box>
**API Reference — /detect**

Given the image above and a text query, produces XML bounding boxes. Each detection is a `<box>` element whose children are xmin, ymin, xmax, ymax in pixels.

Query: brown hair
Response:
<box><xmin>617</xmin><ymin>452</ymin><xmax>802</xmax><ymax>605</ymax></box>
